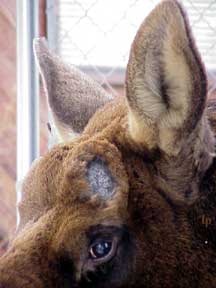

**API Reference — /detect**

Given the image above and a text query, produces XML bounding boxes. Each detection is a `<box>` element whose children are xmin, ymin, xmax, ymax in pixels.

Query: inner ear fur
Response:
<box><xmin>126</xmin><ymin>0</ymin><xmax>212</xmax><ymax>156</ymax></box>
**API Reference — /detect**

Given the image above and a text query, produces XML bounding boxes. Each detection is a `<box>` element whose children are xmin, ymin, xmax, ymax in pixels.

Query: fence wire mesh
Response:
<box><xmin>47</xmin><ymin>0</ymin><xmax>216</xmax><ymax>97</ymax></box>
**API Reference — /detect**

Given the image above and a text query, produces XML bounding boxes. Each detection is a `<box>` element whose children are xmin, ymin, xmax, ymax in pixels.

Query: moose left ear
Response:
<box><xmin>34</xmin><ymin>38</ymin><xmax>112</xmax><ymax>144</ymax></box>
<box><xmin>126</xmin><ymin>0</ymin><xmax>212</xmax><ymax>156</ymax></box>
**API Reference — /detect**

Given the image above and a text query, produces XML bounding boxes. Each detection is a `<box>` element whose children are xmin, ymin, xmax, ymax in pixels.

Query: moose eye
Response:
<box><xmin>89</xmin><ymin>238</ymin><xmax>118</xmax><ymax>263</ymax></box>
<box><xmin>90</xmin><ymin>241</ymin><xmax>112</xmax><ymax>259</ymax></box>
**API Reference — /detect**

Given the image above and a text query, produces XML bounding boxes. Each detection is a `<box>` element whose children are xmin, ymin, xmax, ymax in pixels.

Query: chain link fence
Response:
<box><xmin>47</xmin><ymin>0</ymin><xmax>216</xmax><ymax>97</ymax></box>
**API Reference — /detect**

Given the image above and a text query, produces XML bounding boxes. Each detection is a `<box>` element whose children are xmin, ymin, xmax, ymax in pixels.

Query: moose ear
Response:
<box><xmin>126</xmin><ymin>0</ymin><xmax>208</xmax><ymax>155</ymax></box>
<box><xmin>33</xmin><ymin>38</ymin><xmax>112</xmax><ymax>143</ymax></box>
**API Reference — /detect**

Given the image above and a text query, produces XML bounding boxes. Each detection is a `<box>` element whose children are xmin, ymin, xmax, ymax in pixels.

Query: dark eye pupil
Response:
<box><xmin>91</xmin><ymin>241</ymin><xmax>112</xmax><ymax>259</ymax></box>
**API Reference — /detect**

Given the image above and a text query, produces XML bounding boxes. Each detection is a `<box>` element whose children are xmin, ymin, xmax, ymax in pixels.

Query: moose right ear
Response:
<box><xmin>33</xmin><ymin>38</ymin><xmax>112</xmax><ymax>144</ymax></box>
<box><xmin>126</xmin><ymin>0</ymin><xmax>211</xmax><ymax>156</ymax></box>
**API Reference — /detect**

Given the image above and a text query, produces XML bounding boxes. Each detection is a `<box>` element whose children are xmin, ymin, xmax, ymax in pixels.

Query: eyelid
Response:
<box><xmin>90</xmin><ymin>235</ymin><xmax>113</xmax><ymax>245</ymax></box>
<box><xmin>86</xmin><ymin>225</ymin><xmax>123</xmax><ymax>240</ymax></box>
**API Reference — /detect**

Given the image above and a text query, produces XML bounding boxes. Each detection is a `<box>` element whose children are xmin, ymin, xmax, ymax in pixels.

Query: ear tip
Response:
<box><xmin>33</xmin><ymin>37</ymin><xmax>54</xmax><ymax>73</ymax></box>
<box><xmin>161</xmin><ymin>0</ymin><xmax>181</xmax><ymax>6</ymax></box>
<box><xmin>158</xmin><ymin>0</ymin><xmax>184</xmax><ymax>13</ymax></box>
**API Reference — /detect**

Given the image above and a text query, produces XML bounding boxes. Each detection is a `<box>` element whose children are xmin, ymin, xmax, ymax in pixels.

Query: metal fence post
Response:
<box><xmin>16</xmin><ymin>0</ymin><xmax>39</xmax><ymax>226</ymax></box>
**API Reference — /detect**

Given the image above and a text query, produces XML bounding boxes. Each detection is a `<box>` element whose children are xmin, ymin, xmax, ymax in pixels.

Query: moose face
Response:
<box><xmin>1</xmin><ymin>0</ymin><xmax>216</xmax><ymax>287</ymax></box>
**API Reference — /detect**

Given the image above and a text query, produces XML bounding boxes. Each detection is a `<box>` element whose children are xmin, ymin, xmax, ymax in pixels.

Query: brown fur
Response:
<box><xmin>0</xmin><ymin>1</ymin><xmax>216</xmax><ymax>287</ymax></box>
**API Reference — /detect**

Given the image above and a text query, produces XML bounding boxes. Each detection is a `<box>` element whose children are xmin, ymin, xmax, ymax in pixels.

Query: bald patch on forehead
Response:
<box><xmin>86</xmin><ymin>157</ymin><xmax>116</xmax><ymax>200</ymax></box>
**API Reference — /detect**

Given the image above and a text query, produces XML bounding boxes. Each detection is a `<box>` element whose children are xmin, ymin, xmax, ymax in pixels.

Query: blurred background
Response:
<box><xmin>1</xmin><ymin>0</ymin><xmax>216</xmax><ymax>255</ymax></box>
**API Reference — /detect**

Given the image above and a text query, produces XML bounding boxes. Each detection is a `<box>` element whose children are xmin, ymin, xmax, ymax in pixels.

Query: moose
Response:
<box><xmin>0</xmin><ymin>0</ymin><xmax>216</xmax><ymax>287</ymax></box>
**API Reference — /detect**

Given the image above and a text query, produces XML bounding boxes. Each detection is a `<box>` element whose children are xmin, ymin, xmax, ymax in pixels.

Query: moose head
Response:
<box><xmin>0</xmin><ymin>1</ymin><xmax>216</xmax><ymax>287</ymax></box>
